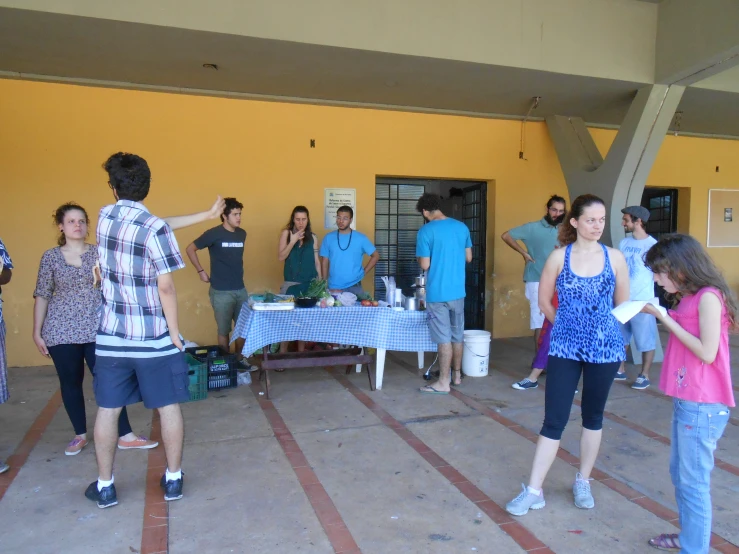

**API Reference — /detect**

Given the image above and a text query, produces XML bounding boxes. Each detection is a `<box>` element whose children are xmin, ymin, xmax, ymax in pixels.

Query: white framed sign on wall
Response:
<box><xmin>707</xmin><ymin>189</ymin><xmax>739</xmax><ymax>247</ymax></box>
<box><xmin>324</xmin><ymin>188</ymin><xmax>357</xmax><ymax>230</ymax></box>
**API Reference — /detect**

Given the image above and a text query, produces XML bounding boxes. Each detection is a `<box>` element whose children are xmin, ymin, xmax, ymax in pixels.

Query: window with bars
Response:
<box><xmin>640</xmin><ymin>187</ymin><xmax>678</xmax><ymax>307</ymax></box>
<box><xmin>641</xmin><ymin>188</ymin><xmax>678</xmax><ymax>240</ymax></box>
<box><xmin>374</xmin><ymin>180</ymin><xmax>425</xmax><ymax>297</ymax></box>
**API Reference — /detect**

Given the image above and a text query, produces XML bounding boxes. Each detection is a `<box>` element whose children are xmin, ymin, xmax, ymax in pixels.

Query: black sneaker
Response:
<box><xmin>160</xmin><ymin>474</ymin><xmax>184</xmax><ymax>502</ymax></box>
<box><xmin>85</xmin><ymin>481</ymin><xmax>118</xmax><ymax>509</ymax></box>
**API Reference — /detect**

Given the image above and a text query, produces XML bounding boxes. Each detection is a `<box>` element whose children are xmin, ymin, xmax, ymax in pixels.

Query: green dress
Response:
<box><xmin>284</xmin><ymin>235</ymin><xmax>318</xmax><ymax>296</ymax></box>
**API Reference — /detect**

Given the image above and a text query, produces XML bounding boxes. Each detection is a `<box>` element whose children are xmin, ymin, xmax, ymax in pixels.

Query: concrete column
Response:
<box><xmin>547</xmin><ymin>85</ymin><xmax>683</xmax><ymax>365</ymax></box>
<box><xmin>546</xmin><ymin>84</ymin><xmax>684</xmax><ymax>247</ymax></box>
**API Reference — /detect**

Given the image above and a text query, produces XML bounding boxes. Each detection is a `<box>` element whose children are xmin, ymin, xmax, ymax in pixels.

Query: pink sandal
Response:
<box><xmin>648</xmin><ymin>533</ymin><xmax>680</xmax><ymax>551</ymax></box>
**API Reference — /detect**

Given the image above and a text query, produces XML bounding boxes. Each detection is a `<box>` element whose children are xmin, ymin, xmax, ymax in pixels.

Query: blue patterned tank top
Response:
<box><xmin>549</xmin><ymin>243</ymin><xmax>625</xmax><ymax>363</ymax></box>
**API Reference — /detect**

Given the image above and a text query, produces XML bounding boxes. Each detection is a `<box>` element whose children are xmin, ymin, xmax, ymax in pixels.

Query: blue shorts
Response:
<box><xmin>94</xmin><ymin>332</ymin><xmax>190</xmax><ymax>409</ymax></box>
<box><xmin>620</xmin><ymin>313</ymin><xmax>657</xmax><ymax>352</ymax></box>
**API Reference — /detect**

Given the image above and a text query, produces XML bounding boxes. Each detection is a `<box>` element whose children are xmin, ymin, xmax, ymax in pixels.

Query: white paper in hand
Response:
<box><xmin>611</xmin><ymin>298</ymin><xmax>666</xmax><ymax>324</ymax></box>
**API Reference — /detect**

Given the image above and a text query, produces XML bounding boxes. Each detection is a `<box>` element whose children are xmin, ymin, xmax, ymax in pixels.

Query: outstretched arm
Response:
<box><xmin>164</xmin><ymin>196</ymin><xmax>225</xmax><ymax>230</ymax></box>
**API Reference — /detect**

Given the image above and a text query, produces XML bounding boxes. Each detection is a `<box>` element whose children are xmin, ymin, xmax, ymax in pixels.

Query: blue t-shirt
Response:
<box><xmin>319</xmin><ymin>230</ymin><xmax>376</xmax><ymax>290</ymax></box>
<box><xmin>416</xmin><ymin>218</ymin><xmax>472</xmax><ymax>303</ymax></box>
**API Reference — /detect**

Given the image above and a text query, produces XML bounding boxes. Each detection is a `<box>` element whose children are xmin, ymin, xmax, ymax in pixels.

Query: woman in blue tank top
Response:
<box><xmin>506</xmin><ymin>194</ymin><xmax>629</xmax><ymax>517</ymax></box>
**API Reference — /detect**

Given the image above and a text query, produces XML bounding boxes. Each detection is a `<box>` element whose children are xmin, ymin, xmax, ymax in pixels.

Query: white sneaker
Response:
<box><xmin>573</xmin><ymin>473</ymin><xmax>594</xmax><ymax>509</ymax></box>
<box><xmin>506</xmin><ymin>484</ymin><xmax>546</xmax><ymax>516</ymax></box>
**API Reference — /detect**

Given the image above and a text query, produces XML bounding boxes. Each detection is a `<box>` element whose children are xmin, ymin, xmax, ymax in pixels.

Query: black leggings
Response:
<box><xmin>540</xmin><ymin>355</ymin><xmax>620</xmax><ymax>441</ymax></box>
<box><xmin>47</xmin><ymin>343</ymin><xmax>133</xmax><ymax>438</ymax></box>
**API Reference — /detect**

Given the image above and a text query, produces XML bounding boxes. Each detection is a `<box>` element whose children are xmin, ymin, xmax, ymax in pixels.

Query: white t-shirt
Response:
<box><xmin>619</xmin><ymin>235</ymin><xmax>658</xmax><ymax>301</ymax></box>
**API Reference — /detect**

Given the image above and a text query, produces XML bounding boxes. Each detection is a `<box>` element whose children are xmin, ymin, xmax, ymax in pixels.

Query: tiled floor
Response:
<box><xmin>1</xmin><ymin>334</ymin><xmax>738</xmax><ymax>553</ymax></box>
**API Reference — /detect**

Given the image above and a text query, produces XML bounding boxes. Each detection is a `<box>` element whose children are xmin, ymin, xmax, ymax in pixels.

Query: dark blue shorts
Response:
<box><xmin>93</xmin><ymin>351</ymin><xmax>190</xmax><ymax>410</ymax></box>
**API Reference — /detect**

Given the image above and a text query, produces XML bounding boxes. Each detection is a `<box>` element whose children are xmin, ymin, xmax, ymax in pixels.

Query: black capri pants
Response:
<box><xmin>540</xmin><ymin>355</ymin><xmax>621</xmax><ymax>441</ymax></box>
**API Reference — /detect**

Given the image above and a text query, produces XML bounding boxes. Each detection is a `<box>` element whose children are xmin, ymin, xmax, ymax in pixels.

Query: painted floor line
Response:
<box><xmin>0</xmin><ymin>389</ymin><xmax>62</xmax><ymax>502</ymax></box>
<box><xmin>390</xmin><ymin>354</ymin><xmax>739</xmax><ymax>553</ymax></box>
<box><xmin>329</xmin><ymin>369</ymin><xmax>556</xmax><ymax>554</ymax></box>
<box><xmin>249</xmin><ymin>380</ymin><xmax>361</xmax><ymax>554</ymax></box>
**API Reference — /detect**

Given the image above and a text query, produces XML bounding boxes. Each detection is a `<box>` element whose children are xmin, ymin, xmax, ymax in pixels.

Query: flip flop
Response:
<box><xmin>648</xmin><ymin>533</ymin><xmax>680</xmax><ymax>552</ymax></box>
<box><xmin>419</xmin><ymin>385</ymin><xmax>449</xmax><ymax>395</ymax></box>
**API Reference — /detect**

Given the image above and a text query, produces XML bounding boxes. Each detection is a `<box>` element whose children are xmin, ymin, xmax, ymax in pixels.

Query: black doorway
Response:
<box><xmin>374</xmin><ymin>178</ymin><xmax>487</xmax><ymax>329</ymax></box>
<box><xmin>640</xmin><ymin>187</ymin><xmax>679</xmax><ymax>307</ymax></box>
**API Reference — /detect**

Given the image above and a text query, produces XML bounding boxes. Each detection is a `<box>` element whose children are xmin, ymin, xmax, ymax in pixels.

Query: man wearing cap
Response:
<box><xmin>615</xmin><ymin>205</ymin><xmax>658</xmax><ymax>389</ymax></box>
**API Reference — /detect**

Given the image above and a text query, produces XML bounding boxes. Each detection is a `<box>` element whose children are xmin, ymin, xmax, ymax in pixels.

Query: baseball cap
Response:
<box><xmin>621</xmin><ymin>206</ymin><xmax>650</xmax><ymax>222</ymax></box>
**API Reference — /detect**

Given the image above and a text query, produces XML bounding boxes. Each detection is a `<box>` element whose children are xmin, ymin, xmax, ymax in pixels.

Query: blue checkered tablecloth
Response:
<box><xmin>233</xmin><ymin>305</ymin><xmax>438</xmax><ymax>357</ymax></box>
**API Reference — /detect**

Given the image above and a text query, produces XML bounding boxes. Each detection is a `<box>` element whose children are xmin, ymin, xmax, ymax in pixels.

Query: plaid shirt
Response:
<box><xmin>97</xmin><ymin>200</ymin><xmax>185</xmax><ymax>341</ymax></box>
<box><xmin>0</xmin><ymin>238</ymin><xmax>13</xmax><ymax>323</ymax></box>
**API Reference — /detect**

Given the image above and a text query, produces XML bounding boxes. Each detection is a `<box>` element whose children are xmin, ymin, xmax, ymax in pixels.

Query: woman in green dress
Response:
<box><xmin>277</xmin><ymin>206</ymin><xmax>322</xmax><ymax>360</ymax></box>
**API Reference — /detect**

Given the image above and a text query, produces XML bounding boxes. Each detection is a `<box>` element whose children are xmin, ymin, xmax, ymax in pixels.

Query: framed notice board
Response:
<box><xmin>707</xmin><ymin>189</ymin><xmax>739</xmax><ymax>247</ymax></box>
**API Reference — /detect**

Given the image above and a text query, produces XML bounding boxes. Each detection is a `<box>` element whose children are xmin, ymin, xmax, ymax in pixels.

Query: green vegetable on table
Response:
<box><xmin>305</xmin><ymin>278</ymin><xmax>330</xmax><ymax>299</ymax></box>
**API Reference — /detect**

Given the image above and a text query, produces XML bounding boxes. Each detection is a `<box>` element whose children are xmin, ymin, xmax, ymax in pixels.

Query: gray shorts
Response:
<box><xmin>620</xmin><ymin>312</ymin><xmax>657</xmax><ymax>352</ymax></box>
<box><xmin>209</xmin><ymin>287</ymin><xmax>249</xmax><ymax>337</ymax></box>
<box><xmin>426</xmin><ymin>298</ymin><xmax>465</xmax><ymax>344</ymax></box>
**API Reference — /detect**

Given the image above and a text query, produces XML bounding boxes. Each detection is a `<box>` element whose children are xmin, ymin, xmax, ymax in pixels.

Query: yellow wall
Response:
<box><xmin>1</xmin><ymin>79</ymin><xmax>738</xmax><ymax>367</ymax></box>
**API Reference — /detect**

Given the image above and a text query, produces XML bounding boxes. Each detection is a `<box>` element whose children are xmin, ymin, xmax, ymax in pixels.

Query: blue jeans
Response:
<box><xmin>671</xmin><ymin>398</ymin><xmax>730</xmax><ymax>553</ymax></box>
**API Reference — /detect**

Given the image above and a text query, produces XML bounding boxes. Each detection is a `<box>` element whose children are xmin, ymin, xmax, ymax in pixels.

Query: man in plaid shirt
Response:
<box><xmin>87</xmin><ymin>152</ymin><xmax>223</xmax><ymax>509</ymax></box>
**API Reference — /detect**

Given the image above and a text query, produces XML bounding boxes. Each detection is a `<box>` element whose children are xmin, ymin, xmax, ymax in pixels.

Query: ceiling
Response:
<box><xmin>1</xmin><ymin>6</ymin><xmax>737</xmax><ymax>138</ymax></box>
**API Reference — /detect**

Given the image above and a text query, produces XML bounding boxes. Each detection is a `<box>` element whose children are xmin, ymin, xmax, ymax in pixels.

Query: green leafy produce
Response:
<box><xmin>305</xmin><ymin>278</ymin><xmax>330</xmax><ymax>299</ymax></box>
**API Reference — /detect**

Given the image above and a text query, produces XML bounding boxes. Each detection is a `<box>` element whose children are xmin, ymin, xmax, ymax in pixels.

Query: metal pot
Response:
<box><xmin>414</xmin><ymin>275</ymin><xmax>426</xmax><ymax>287</ymax></box>
<box><xmin>404</xmin><ymin>297</ymin><xmax>418</xmax><ymax>311</ymax></box>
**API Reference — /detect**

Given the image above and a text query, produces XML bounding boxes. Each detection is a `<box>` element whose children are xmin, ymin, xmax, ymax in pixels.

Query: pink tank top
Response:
<box><xmin>660</xmin><ymin>287</ymin><xmax>735</xmax><ymax>407</ymax></box>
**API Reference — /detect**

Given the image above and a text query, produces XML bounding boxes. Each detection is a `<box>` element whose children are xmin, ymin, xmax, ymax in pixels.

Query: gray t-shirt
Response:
<box><xmin>619</xmin><ymin>235</ymin><xmax>658</xmax><ymax>301</ymax></box>
<box><xmin>194</xmin><ymin>225</ymin><xmax>247</xmax><ymax>291</ymax></box>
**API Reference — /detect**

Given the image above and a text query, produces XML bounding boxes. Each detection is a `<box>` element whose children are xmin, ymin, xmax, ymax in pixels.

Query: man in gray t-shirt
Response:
<box><xmin>615</xmin><ymin>205</ymin><xmax>658</xmax><ymax>390</ymax></box>
<box><xmin>186</xmin><ymin>198</ymin><xmax>249</xmax><ymax>361</ymax></box>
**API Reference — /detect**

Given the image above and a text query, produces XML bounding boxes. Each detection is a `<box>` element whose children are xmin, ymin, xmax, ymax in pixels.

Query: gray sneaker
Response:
<box><xmin>573</xmin><ymin>473</ymin><xmax>594</xmax><ymax>509</ymax></box>
<box><xmin>506</xmin><ymin>484</ymin><xmax>545</xmax><ymax>516</ymax></box>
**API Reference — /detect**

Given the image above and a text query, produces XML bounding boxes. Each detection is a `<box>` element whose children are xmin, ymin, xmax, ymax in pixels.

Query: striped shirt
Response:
<box><xmin>96</xmin><ymin>200</ymin><xmax>185</xmax><ymax>341</ymax></box>
<box><xmin>95</xmin><ymin>330</ymin><xmax>180</xmax><ymax>358</ymax></box>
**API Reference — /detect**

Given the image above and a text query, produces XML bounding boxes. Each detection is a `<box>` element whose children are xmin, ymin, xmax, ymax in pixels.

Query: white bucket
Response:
<box><xmin>462</xmin><ymin>330</ymin><xmax>491</xmax><ymax>377</ymax></box>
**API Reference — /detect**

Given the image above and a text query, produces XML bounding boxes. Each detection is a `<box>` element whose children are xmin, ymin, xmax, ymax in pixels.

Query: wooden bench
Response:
<box><xmin>256</xmin><ymin>346</ymin><xmax>374</xmax><ymax>399</ymax></box>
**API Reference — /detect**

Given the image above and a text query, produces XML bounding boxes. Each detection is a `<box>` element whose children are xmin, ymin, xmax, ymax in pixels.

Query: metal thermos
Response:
<box><xmin>413</xmin><ymin>272</ymin><xmax>427</xmax><ymax>309</ymax></box>
<box><xmin>405</xmin><ymin>297</ymin><xmax>418</xmax><ymax>311</ymax></box>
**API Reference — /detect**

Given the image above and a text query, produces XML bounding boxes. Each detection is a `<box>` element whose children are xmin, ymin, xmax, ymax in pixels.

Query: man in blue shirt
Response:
<box><xmin>320</xmin><ymin>206</ymin><xmax>380</xmax><ymax>296</ymax></box>
<box><xmin>415</xmin><ymin>194</ymin><xmax>472</xmax><ymax>394</ymax></box>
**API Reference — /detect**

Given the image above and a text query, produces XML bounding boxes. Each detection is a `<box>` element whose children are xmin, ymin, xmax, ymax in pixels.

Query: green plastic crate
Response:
<box><xmin>185</xmin><ymin>354</ymin><xmax>207</xmax><ymax>402</ymax></box>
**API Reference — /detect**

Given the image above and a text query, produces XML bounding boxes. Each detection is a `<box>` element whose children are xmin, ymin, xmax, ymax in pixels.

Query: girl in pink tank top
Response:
<box><xmin>641</xmin><ymin>234</ymin><xmax>736</xmax><ymax>553</ymax></box>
